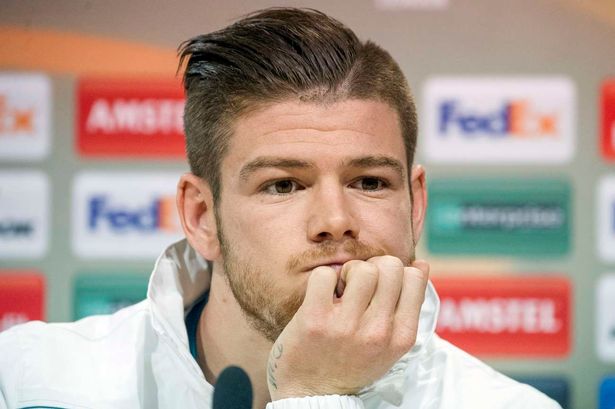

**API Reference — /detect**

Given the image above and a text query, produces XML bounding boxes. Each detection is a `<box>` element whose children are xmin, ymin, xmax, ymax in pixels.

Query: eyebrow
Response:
<box><xmin>239</xmin><ymin>157</ymin><xmax>314</xmax><ymax>181</ymax></box>
<box><xmin>346</xmin><ymin>156</ymin><xmax>406</xmax><ymax>181</ymax></box>
<box><xmin>239</xmin><ymin>155</ymin><xmax>405</xmax><ymax>182</ymax></box>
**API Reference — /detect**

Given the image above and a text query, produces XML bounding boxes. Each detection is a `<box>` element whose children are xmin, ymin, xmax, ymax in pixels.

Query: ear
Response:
<box><xmin>410</xmin><ymin>164</ymin><xmax>427</xmax><ymax>243</ymax></box>
<box><xmin>176</xmin><ymin>173</ymin><xmax>221</xmax><ymax>261</ymax></box>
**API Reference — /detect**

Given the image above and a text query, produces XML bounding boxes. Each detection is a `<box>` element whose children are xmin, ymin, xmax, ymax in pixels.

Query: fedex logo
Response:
<box><xmin>0</xmin><ymin>95</ymin><xmax>35</xmax><ymax>134</ymax></box>
<box><xmin>0</xmin><ymin>74</ymin><xmax>51</xmax><ymax>160</ymax></box>
<box><xmin>423</xmin><ymin>77</ymin><xmax>575</xmax><ymax>163</ymax></box>
<box><xmin>88</xmin><ymin>195</ymin><xmax>176</xmax><ymax>233</ymax></box>
<box><xmin>72</xmin><ymin>172</ymin><xmax>183</xmax><ymax>258</ymax></box>
<box><xmin>439</xmin><ymin>100</ymin><xmax>557</xmax><ymax>137</ymax></box>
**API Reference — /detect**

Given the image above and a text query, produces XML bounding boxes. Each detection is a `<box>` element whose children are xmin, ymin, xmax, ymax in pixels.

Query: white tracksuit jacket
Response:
<box><xmin>0</xmin><ymin>240</ymin><xmax>561</xmax><ymax>409</ymax></box>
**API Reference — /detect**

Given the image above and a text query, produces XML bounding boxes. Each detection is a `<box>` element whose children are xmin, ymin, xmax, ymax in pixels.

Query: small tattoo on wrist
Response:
<box><xmin>267</xmin><ymin>343</ymin><xmax>283</xmax><ymax>390</ymax></box>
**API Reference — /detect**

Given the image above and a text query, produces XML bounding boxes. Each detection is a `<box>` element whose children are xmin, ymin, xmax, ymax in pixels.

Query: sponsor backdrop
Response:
<box><xmin>1</xmin><ymin>1</ymin><xmax>614</xmax><ymax>408</ymax></box>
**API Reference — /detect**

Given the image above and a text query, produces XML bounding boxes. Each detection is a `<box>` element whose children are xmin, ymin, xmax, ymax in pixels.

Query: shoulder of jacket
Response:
<box><xmin>419</xmin><ymin>335</ymin><xmax>562</xmax><ymax>409</ymax></box>
<box><xmin>0</xmin><ymin>300</ymin><xmax>156</xmax><ymax>409</ymax></box>
<box><xmin>0</xmin><ymin>300</ymin><xmax>153</xmax><ymax>377</ymax></box>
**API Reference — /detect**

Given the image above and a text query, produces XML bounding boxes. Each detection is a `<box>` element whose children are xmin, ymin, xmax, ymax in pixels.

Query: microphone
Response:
<box><xmin>213</xmin><ymin>365</ymin><xmax>253</xmax><ymax>409</ymax></box>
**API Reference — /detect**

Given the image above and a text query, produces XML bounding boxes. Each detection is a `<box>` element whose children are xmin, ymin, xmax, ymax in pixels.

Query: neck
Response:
<box><xmin>197</xmin><ymin>267</ymin><xmax>273</xmax><ymax>409</ymax></box>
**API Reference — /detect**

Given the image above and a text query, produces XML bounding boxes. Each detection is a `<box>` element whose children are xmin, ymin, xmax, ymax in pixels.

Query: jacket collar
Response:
<box><xmin>147</xmin><ymin>239</ymin><xmax>440</xmax><ymax>407</ymax></box>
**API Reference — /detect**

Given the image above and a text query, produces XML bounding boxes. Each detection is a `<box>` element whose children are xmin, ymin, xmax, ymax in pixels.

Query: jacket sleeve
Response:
<box><xmin>0</xmin><ymin>325</ymin><xmax>25</xmax><ymax>409</ymax></box>
<box><xmin>0</xmin><ymin>389</ymin><xmax>7</xmax><ymax>409</ymax></box>
<box><xmin>266</xmin><ymin>395</ymin><xmax>365</xmax><ymax>409</ymax></box>
<box><xmin>511</xmin><ymin>383</ymin><xmax>563</xmax><ymax>409</ymax></box>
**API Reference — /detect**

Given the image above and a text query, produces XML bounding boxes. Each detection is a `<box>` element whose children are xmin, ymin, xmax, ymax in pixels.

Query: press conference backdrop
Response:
<box><xmin>0</xmin><ymin>0</ymin><xmax>614</xmax><ymax>408</ymax></box>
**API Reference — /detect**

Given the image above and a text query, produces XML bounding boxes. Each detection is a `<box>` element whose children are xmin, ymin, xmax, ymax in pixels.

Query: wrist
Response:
<box><xmin>270</xmin><ymin>384</ymin><xmax>359</xmax><ymax>401</ymax></box>
<box><xmin>268</xmin><ymin>394</ymin><xmax>364</xmax><ymax>409</ymax></box>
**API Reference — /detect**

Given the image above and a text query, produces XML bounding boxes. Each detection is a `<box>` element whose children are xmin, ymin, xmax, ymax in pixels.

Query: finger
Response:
<box><xmin>303</xmin><ymin>266</ymin><xmax>337</xmax><ymax>310</ymax></box>
<box><xmin>392</xmin><ymin>260</ymin><xmax>430</xmax><ymax>342</ymax></box>
<box><xmin>339</xmin><ymin>260</ymin><xmax>379</xmax><ymax>315</ymax></box>
<box><xmin>365</xmin><ymin>255</ymin><xmax>404</xmax><ymax>316</ymax></box>
<box><xmin>410</xmin><ymin>259</ymin><xmax>430</xmax><ymax>278</ymax></box>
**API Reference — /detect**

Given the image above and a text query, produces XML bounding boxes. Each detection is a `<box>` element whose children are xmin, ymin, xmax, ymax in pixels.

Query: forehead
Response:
<box><xmin>225</xmin><ymin>98</ymin><xmax>405</xmax><ymax>168</ymax></box>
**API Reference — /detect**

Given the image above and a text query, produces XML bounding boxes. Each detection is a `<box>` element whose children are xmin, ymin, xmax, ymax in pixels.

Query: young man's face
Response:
<box><xmin>214</xmin><ymin>98</ymin><xmax>426</xmax><ymax>342</ymax></box>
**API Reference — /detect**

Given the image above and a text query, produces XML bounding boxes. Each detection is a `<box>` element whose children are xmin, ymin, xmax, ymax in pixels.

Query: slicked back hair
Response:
<box><xmin>179</xmin><ymin>7</ymin><xmax>417</xmax><ymax>202</ymax></box>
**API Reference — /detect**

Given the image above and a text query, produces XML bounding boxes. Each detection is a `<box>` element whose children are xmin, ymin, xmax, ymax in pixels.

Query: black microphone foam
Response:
<box><xmin>213</xmin><ymin>365</ymin><xmax>253</xmax><ymax>409</ymax></box>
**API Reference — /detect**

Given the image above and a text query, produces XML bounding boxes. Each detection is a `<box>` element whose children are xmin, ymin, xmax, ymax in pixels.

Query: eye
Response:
<box><xmin>263</xmin><ymin>179</ymin><xmax>301</xmax><ymax>195</ymax></box>
<box><xmin>351</xmin><ymin>177</ymin><xmax>388</xmax><ymax>191</ymax></box>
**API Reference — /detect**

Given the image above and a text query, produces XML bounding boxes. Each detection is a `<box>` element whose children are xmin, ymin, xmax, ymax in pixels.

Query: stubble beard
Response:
<box><xmin>217</xmin><ymin>220</ymin><xmax>416</xmax><ymax>343</ymax></box>
<box><xmin>219</xmin><ymin>225</ymin><xmax>304</xmax><ymax>343</ymax></box>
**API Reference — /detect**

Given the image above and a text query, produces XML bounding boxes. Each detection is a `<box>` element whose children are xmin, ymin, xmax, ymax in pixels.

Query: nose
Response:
<box><xmin>307</xmin><ymin>183</ymin><xmax>359</xmax><ymax>243</ymax></box>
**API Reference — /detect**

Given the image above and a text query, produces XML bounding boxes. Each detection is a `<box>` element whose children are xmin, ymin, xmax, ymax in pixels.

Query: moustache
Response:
<box><xmin>285</xmin><ymin>239</ymin><xmax>387</xmax><ymax>273</ymax></box>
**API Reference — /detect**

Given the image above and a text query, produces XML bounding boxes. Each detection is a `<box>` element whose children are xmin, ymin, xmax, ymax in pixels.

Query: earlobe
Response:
<box><xmin>410</xmin><ymin>165</ymin><xmax>427</xmax><ymax>243</ymax></box>
<box><xmin>176</xmin><ymin>173</ymin><xmax>221</xmax><ymax>260</ymax></box>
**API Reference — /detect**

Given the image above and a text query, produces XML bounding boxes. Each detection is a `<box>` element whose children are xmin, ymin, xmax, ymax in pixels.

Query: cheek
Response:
<box><xmin>230</xmin><ymin>205</ymin><xmax>298</xmax><ymax>242</ymax></box>
<box><xmin>358</xmin><ymin>199</ymin><xmax>413</xmax><ymax>251</ymax></box>
<box><xmin>220</xmin><ymin>200</ymin><xmax>302</xmax><ymax>266</ymax></box>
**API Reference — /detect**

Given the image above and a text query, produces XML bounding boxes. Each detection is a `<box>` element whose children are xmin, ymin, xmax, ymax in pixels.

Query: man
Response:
<box><xmin>0</xmin><ymin>8</ymin><xmax>561</xmax><ymax>409</ymax></box>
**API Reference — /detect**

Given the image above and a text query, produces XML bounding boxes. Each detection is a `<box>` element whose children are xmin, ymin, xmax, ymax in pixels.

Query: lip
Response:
<box><xmin>324</xmin><ymin>263</ymin><xmax>344</xmax><ymax>274</ymax></box>
<box><xmin>303</xmin><ymin>257</ymin><xmax>351</xmax><ymax>272</ymax></box>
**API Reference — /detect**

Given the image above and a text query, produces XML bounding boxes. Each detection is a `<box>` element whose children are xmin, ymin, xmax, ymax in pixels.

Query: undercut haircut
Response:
<box><xmin>179</xmin><ymin>7</ymin><xmax>417</xmax><ymax>202</ymax></box>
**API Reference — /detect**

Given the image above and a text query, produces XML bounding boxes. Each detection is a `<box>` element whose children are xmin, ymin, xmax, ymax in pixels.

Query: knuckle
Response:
<box><xmin>331</xmin><ymin>322</ymin><xmax>355</xmax><ymax>340</ymax></box>
<box><xmin>413</xmin><ymin>260</ymin><xmax>431</xmax><ymax>276</ymax></box>
<box><xmin>364</xmin><ymin>324</ymin><xmax>393</xmax><ymax>346</ymax></box>
<box><xmin>405</xmin><ymin>266</ymin><xmax>428</xmax><ymax>283</ymax></box>
<box><xmin>376</xmin><ymin>255</ymin><xmax>404</xmax><ymax>269</ymax></box>
<box><xmin>367</xmin><ymin>254</ymin><xmax>404</xmax><ymax>268</ymax></box>
<box><xmin>346</xmin><ymin>261</ymin><xmax>379</xmax><ymax>282</ymax></box>
<box><xmin>312</xmin><ymin>265</ymin><xmax>336</xmax><ymax>278</ymax></box>
<box><xmin>310</xmin><ymin>266</ymin><xmax>336</xmax><ymax>286</ymax></box>
<box><xmin>344</xmin><ymin>260</ymin><xmax>363</xmax><ymax>269</ymax></box>
<box><xmin>341</xmin><ymin>260</ymin><xmax>363</xmax><ymax>280</ymax></box>
<box><xmin>358</xmin><ymin>262</ymin><xmax>379</xmax><ymax>276</ymax></box>
<box><xmin>393</xmin><ymin>328</ymin><xmax>418</xmax><ymax>351</ymax></box>
<box><xmin>303</xmin><ymin>319</ymin><xmax>327</xmax><ymax>338</ymax></box>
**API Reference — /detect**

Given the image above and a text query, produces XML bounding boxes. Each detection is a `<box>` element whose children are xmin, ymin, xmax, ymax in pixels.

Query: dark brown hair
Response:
<box><xmin>179</xmin><ymin>7</ymin><xmax>417</xmax><ymax>201</ymax></box>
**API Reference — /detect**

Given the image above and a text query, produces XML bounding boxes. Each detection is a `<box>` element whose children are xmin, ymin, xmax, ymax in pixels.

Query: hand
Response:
<box><xmin>267</xmin><ymin>256</ymin><xmax>430</xmax><ymax>400</ymax></box>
